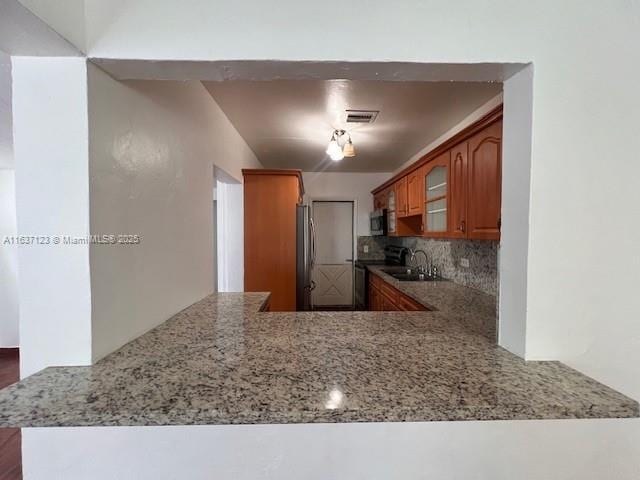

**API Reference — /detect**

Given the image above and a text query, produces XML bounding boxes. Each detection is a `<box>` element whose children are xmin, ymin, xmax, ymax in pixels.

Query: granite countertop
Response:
<box><xmin>0</xmin><ymin>292</ymin><xmax>637</xmax><ymax>427</ymax></box>
<box><xmin>365</xmin><ymin>265</ymin><xmax>497</xmax><ymax>339</ymax></box>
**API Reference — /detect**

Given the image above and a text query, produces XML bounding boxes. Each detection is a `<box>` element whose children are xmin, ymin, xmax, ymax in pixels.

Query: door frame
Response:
<box><xmin>308</xmin><ymin>197</ymin><xmax>357</xmax><ymax>309</ymax></box>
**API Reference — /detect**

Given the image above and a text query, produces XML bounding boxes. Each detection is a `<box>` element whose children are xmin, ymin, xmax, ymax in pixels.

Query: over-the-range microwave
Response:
<box><xmin>370</xmin><ymin>209</ymin><xmax>388</xmax><ymax>236</ymax></box>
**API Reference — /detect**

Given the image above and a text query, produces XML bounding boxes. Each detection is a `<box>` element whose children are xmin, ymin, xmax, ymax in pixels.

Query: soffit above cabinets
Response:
<box><xmin>203</xmin><ymin>79</ymin><xmax>501</xmax><ymax>172</ymax></box>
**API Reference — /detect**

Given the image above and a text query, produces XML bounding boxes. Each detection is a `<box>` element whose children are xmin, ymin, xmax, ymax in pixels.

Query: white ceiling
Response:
<box><xmin>0</xmin><ymin>0</ymin><xmax>80</xmax><ymax>57</ymax></box>
<box><xmin>204</xmin><ymin>80</ymin><xmax>501</xmax><ymax>172</ymax></box>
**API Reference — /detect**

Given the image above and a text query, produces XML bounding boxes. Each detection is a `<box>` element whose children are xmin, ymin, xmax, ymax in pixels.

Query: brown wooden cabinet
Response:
<box><xmin>381</xmin><ymin>294</ymin><xmax>398</xmax><ymax>311</ymax></box>
<box><xmin>243</xmin><ymin>169</ymin><xmax>304</xmax><ymax>311</ymax></box>
<box><xmin>466</xmin><ymin>120</ymin><xmax>502</xmax><ymax>240</ymax></box>
<box><xmin>407</xmin><ymin>169</ymin><xmax>423</xmax><ymax>215</ymax></box>
<box><xmin>368</xmin><ymin>285</ymin><xmax>380</xmax><ymax>311</ymax></box>
<box><xmin>387</xmin><ymin>187</ymin><xmax>397</xmax><ymax>235</ymax></box>
<box><xmin>370</xmin><ymin>105</ymin><xmax>503</xmax><ymax>241</ymax></box>
<box><xmin>367</xmin><ymin>273</ymin><xmax>428</xmax><ymax>311</ymax></box>
<box><xmin>395</xmin><ymin>177</ymin><xmax>408</xmax><ymax>218</ymax></box>
<box><xmin>449</xmin><ymin>141</ymin><xmax>468</xmax><ymax>238</ymax></box>
<box><xmin>423</xmin><ymin>151</ymin><xmax>450</xmax><ymax>237</ymax></box>
<box><xmin>373</xmin><ymin>191</ymin><xmax>386</xmax><ymax>210</ymax></box>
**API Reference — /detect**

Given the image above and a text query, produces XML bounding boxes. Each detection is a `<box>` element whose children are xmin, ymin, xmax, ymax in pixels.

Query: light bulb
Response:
<box><xmin>329</xmin><ymin>149</ymin><xmax>344</xmax><ymax>161</ymax></box>
<box><xmin>326</xmin><ymin>136</ymin><xmax>344</xmax><ymax>161</ymax></box>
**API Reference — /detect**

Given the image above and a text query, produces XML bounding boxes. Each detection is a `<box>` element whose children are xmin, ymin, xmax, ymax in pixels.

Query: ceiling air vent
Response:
<box><xmin>345</xmin><ymin>110</ymin><xmax>379</xmax><ymax>124</ymax></box>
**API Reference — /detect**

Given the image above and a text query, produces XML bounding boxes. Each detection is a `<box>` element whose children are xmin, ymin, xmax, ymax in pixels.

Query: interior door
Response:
<box><xmin>311</xmin><ymin>201</ymin><xmax>354</xmax><ymax>307</ymax></box>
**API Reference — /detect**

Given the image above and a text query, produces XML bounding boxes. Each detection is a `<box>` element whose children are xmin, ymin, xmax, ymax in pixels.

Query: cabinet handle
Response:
<box><xmin>460</xmin><ymin>220</ymin><xmax>466</xmax><ymax>233</ymax></box>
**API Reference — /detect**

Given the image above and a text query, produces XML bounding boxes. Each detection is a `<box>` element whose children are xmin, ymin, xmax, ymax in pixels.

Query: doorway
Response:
<box><xmin>215</xmin><ymin>166</ymin><xmax>244</xmax><ymax>292</ymax></box>
<box><xmin>311</xmin><ymin>200</ymin><xmax>355</xmax><ymax>309</ymax></box>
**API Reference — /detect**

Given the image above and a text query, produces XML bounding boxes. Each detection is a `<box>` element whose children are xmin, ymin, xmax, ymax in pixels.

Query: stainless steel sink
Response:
<box><xmin>380</xmin><ymin>267</ymin><xmax>411</xmax><ymax>275</ymax></box>
<box><xmin>389</xmin><ymin>272</ymin><xmax>444</xmax><ymax>282</ymax></box>
<box><xmin>380</xmin><ymin>268</ymin><xmax>445</xmax><ymax>282</ymax></box>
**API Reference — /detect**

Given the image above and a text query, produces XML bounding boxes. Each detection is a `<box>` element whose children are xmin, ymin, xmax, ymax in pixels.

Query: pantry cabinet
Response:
<box><xmin>243</xmin><ymin>169</ymin><xmax>304</xmax><ymax>311</ymax></box>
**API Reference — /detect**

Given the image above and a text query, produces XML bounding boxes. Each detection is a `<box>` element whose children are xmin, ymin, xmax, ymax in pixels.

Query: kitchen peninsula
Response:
<box><xmin>0</xmin><ymin>292</ymin><xmax>636</xmax><ymax>427</ymax></box>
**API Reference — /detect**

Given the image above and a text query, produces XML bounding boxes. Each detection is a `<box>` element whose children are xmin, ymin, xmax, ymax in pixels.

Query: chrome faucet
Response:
<box><xmin>408</xmin><ymin>249</ymin><xmax>429</xmax><ymax>275</ymax></box>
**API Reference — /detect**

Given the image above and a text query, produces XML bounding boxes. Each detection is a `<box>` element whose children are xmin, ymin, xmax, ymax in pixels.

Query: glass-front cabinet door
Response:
<box><xmin>387</xmin><ymin>188</ymin><xmax>396</xmax><ymax>212</ymax></box>
<box><xmin>387</xmin><ymin>188</ymin><xmax>396</xmax><ymax>234</ymax></box>
<box><xmin>423</xmin><ymin>152</ymin><xmax>449</xmax><ymax>235</ymax></box>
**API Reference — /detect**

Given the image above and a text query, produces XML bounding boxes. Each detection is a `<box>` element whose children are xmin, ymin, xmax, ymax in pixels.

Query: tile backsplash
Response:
<box><xmin>356</xmin><ymin>235</ymin><xmax>391</xmax><ymax>261</ymax></box>
<box><xmin>357</xmin><ymin>236</ymin><xmax>498</xmax><ymax>296</ymax></box>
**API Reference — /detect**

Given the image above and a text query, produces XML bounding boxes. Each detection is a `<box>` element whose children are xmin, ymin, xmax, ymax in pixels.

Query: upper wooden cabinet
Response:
<box><xmin>373</xmin><ymin>191</ymin><xmax>386</xmax><ymax>210</ymax></box>
<box><xmin>370</xmin><ymin>105</ymin><xmax>503</xmax><ymax>241</ymax></box>
<box><xmin>466</xmin><ymin>120</ymin><xmax>502</xmax><ymax>240</ymax></box>
<box><xmin>407</xmin><ymin>169</ymin><xmax>423</xmax><ymax>215</ymax></box>
<box><xmin>395</xmin><ymin>176</ymin><xmax>409</xmax><ymax>217</ymax></box>
<box><xmin>387</xmin><ymin>187</ymin><xmax>397</xmax><ymax>235</ymax></box>
<box><xmin>449</xmin><ymin>141</ymin><xmax>468</xmax><ymax>238</ymax></box>
<box><xmin>423</xmin><ymin>151</ymin><xmax>449</xmax><ymax>236</ymax></box>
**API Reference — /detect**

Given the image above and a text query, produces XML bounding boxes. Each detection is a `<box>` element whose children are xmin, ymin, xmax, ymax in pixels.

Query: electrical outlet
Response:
<box><xmin>460</xmin><ymin>258</ymin><xmax>470</xmax><ymax>268</ymax></box>
<box><xmin>363</xmin><ymin>245</ymin><xmax>369</xmax><ymax>253</ymax></box>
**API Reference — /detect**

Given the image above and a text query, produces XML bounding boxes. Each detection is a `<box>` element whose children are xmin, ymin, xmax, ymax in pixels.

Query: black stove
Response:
<box><xmin>354</xmin><ymin>245</ymin><xmax>407</xmax><ymax>310</ymax></box>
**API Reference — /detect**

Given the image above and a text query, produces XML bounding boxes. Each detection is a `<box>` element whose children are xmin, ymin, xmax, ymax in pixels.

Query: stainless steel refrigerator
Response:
<box><xmin>296</xmin><ymin>205</ymin><xmax>316</xmax><ymax>311</ymax></box>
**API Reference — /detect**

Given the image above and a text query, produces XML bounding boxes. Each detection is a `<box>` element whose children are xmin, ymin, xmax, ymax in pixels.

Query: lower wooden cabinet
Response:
<box><xmin>367</xmin><ymin>273</ymin><xmax>428</xmax><ymax>312</ymax></box>
<box><xmin>368</xmin><ymin>283</ymin><xmax>381</xmax><ymax>311</ymax></box>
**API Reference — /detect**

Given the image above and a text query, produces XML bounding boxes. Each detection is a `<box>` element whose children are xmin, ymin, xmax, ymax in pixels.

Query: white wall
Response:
<box><xmin>58</xmin><ymin>0</ymin><xmax>640</xmax><ymax>401</ymax></box>
<box><xmin>12</xmin><ymin>57</ymin><xmax>92</xmax><ymax>376</ymax></box>
<box><xmin>0</xmin><ymin>171</ymin><xmax>19</xmax><ymax>347</ymax></box>
<box><xmin>0</xmin><ymin>52</ymin><xmax>19</xmax><ymax>348</ymax></box>
<box><xmin>394</xmin><ymin>93</ymin><xmax>504</xmax><ymax>175</ymax></box>
<box><xmin>499</xmin><ymin>66</ymin><xmax>533</xmax><ymax>357</ymax></box>
<box><xmin>0</xmin><ymin>52</ymin><xmax>13</xmax><ymax>169</ymax></box>
<box><xmin>302</xmin><ymin>172</ymin><xmax>392</xmax><ymax>237</ymax></box>
<box><xmin>23</xmin><ymin>419</ymin><xmax>640</xmax><ymax>480</ymax></box>
<box><xmin>88</xmin><ymin>66</ymin><xmax>260</xmax><ymax>361</ymax></box>
<box><xmin>0</xmin><ymin>0</ymin><xmax>80</xmax><ymax>57</ymax></box>
<box><xmin>17</xmin><ymin>0</ymin><xmax>86</xmax><ymax>53</ymax></box>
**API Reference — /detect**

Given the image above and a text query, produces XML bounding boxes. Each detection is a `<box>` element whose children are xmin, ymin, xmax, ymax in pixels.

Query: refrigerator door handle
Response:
<box><xmin>309</xmin><ymin>217</ymin><xmax>317</xmax><ymax>268</ymax></box>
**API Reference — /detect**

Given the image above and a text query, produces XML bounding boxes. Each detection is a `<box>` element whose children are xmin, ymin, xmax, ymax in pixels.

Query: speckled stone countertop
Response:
<box><xmin>0</xmin><ymin>292</ymin><xmax>637</xmax><ymax>427</ymax></box>
<box><xmin>365</xmin><ymin>265</ymin><xmax>497</xmax><ymax>339</ymax></box>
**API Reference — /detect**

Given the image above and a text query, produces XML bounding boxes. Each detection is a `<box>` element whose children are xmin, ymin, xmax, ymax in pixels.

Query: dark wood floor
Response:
<box><xmin>0</xmin><ymin>349</ymin><xmax>21</xmax><ymax>480</ymax></box>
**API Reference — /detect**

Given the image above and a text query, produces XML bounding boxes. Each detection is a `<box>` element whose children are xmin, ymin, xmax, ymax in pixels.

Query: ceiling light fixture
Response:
<box><xmin>326</xmin><ymin>129</ymin><xmax>356</xmax><ymax>162</ymax></box>
<box><xmin>342</xmin><ymin>134</ymin><xmax>356</xmax><ymax>157</ymax></box>
<box><xmin>326</xmin><ymin>131</ymin><xmax>344</xmax><ymax>161</ymax></box>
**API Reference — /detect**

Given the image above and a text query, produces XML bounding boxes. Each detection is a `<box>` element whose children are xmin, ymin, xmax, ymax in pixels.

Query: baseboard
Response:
<box><xmin>0</xmin><ymin>347</ymin><xmax>19</xmax><ymax>354</ymax></box>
